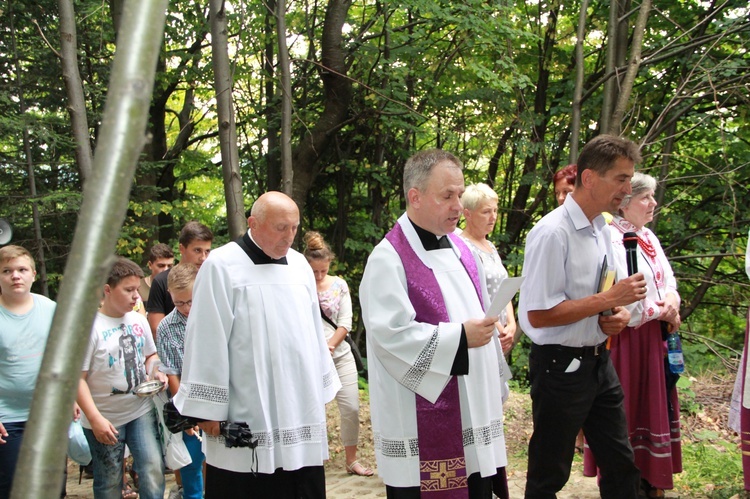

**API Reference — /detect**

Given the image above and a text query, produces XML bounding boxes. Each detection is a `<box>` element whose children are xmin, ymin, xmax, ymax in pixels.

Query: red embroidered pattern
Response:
<box><xmin>637</xmin><ymin>233</ymin><xmax>658</xmax><ymax>260</ymax></box>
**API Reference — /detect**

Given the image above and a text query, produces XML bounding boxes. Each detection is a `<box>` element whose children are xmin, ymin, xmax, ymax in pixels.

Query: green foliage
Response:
<box><xmin>0</xmin><ymin>4</ymin><xmax>748</xmax><ymax>493</ymax></box>
<box><xmin>358</xmin><ymin>376</ymin><xmax>369</xmax><ymax>397</ymax></box>
<box><xmin>676</xmin><ymin>438</ymin><xmax>743</xmax><ymax>498</ymax></box>
<box><xmin>507</xmin><ymin>378</ymin><xmax>530</xmax><ymax>395</ymax></box>
<box><xmin>508</xmin><ymin>334</ymin><xmax>532</xmax><ymax>388</ymax></box>
<box><xmin>676</xmin><ymin>376</ymin><xmax>701</xmax><ymax>416</ymax></box>
<box><xmin>1</xmin><ymin>0</ymin><xmax>748</xmax><ymax>363</ymax></box>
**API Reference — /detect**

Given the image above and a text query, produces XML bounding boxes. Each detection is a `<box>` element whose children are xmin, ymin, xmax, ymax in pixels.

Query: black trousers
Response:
<box><xmin>386</xmin><ymin>470</ymin><xmax>501</xmax><ymax>499</ymax></box>
<box><xmin>524</xmin><ymin>343</ymin><xmax>640</xmax><ymax>499</ymax></box>
<box><xmin>205</xmin><ymin>464</ymin><xmax>325</xmax><ymax>499</ymax></box>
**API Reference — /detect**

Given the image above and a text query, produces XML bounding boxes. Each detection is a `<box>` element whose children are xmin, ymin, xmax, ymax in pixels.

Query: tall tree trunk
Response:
<box><xmin>59</xmin><ymin>0</ymin><xmax>94</xmax><ymax>184</ymax></box>
<box><xmin>601</xmin><ymin>0</ymin><xmax>634</xmax><ymax>134</ymax></box>
<box><xmin>8</xmin><ymin>0</ymin><xmax>48</xmax><ymax>297</ymax></box>
<box><xmin>610</xmin><ymin>0</ymin><xmax>651</xmax><ymax>135</ymax></box>
<box><xmin>570</xmin><ymin>0</ymin><xmax>589</xmax><ymax>161</ymax></box>
<box><xmin>486</xmin><ymin>125</ymin><xmax>515</xmax><ymax>187</ymax></box>
<box><xmin>290</xmin><ymin>0</ymin><xmax>353</xmax><ymax>210</ymax></box>
<box><xmin>108</xmin><ymin>0</ymin><xmax>124</xmax><ymax>36</ymax></box>
<box><xmin>651</xmin><ymin>120</ymin><xmax>677</xmax><ymax>230</ymax></box>
<box><xmin>502</xmin><ymin>3</ymin><xmax>559</xmax><ymax>255</ymax></box>
<box><xmin>12</xmin><ymin>2</ymin><xmax>169</xmax><ymax>496</ymax></box>
<box><xmin>149</xmin><ymin>28</ymin><xmax>208</xmax><ymax>244</ymax></box>
<box><xmin>264</xmin><ymin>0</ymin><xmax>281</xmax><ymax>192</ymax></box>
<box><xmin>276</xmin><ymin>0</ymin><xmax>293</xmax><ymax>195</ymax></box>
<box><xmin>149</xmin><ymin>73</ymin><xmax>177</xmax><ymax>244</ymax></box>
<box><xmin>210</xmin><ymin>0</ymin><xmax>246</xmax><ymax>238</ymax></box>
<box><xmin>600</xmin><ymin>0</ymin><xmax>620</xmax><ymax>133</ymax></box>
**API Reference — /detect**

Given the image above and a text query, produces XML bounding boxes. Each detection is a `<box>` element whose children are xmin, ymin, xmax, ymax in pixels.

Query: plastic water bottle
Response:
<box><xmin>666</xmin><ymin>332</ymin><xmax>685</xmax><ymax>374</ymax></box>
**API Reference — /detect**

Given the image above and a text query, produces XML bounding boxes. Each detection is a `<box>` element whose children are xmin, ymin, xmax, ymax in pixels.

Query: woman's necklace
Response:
<box><xmin>637</xmin><ymin>233</ymin><xmax>658</xmax><ymax>260</ymax></box>
<box><xmin>465</xmin><ymin>231</ymin><xmax>491</xmax><ymax>253</ymax></box>
<box><xmin>614</xmin><ymin>217</ymin><xmax>657</xmax><ymax>260</ymax></box>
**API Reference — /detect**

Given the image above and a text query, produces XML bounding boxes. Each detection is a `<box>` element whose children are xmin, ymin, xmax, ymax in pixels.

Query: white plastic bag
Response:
<box><xmin>154</xmin><ymin>392</ymin><xmax>192</xmax><ymax>470</ymax></box>
<box><xmin>67</xmin><ymin>420</ymin><xmax>92</xmax><ymax>466</ymax></box>
<box><xmin>165</xmin><ymin>429</ymin><xmax>192</xmax><ymax>470</ymax></box>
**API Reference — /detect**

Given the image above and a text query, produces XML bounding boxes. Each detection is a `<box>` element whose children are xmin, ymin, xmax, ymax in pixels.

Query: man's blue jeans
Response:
<box><xmin>180</xmin><ymin>430</ymin><xmax>205</xmax><ymax>499</ymax></box>
<box><xmin>84</xmin><ymin>409</ymin><xmax>165</xmax><ymax>499</ymax></box>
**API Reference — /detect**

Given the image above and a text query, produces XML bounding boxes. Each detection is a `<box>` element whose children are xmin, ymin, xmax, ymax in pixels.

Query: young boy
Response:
<box><xmin>156</xmin><ymin>263</ymin><xmax>204</xmax><ymax>499</ymax></box>
<box><xmin>147</xmin><ymin>222</ymin><xmax>213</xmax><ymax>336</ymax></box>
<box><xmin>138</xmin><ymin>243</ymin><xmax>174</xmax><ymax>310</ymax></box>
<box><xmin>77</xmin><ymin>257</ymin><xmax>168</xmax><ymax>499</ymax></box>
<box><xmin>0</xmin><ymin>246</ymin><xmax>58</xmax><ymax>499</ymax></box>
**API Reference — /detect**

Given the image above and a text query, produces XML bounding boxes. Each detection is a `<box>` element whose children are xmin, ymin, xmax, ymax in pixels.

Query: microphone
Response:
<box><xmin>623</xmin><ymin>232</ymin><xmax>639</xmax><ymax>276</ymax></box>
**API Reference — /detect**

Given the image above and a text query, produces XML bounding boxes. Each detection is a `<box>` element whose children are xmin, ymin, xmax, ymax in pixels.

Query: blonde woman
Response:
<box><xmin>303</xmin><ymin>231</ymin><xmax>373</xmax><ymax>477</ymax></box>
<box><xmin>459</xmin><ymin>183</ymin><xmax>517</xmax><ymax>354</ymax></box>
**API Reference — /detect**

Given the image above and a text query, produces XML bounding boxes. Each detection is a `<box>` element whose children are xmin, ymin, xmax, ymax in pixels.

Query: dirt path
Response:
<box><xmin>64</xmin><ymin>380</ymin><xmax>726</xmax><ymax>497</ymax></box>
<box><xmin>63</xmin><ymin>390</ymin><xmax>601</xmax><ymax>498</ymax></box>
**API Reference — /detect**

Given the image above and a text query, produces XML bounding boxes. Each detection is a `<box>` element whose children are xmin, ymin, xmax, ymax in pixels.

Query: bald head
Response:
<box><xmin>248</xmin><ymin>192</ymin><xmax>300</xmax><ymax>259</ymax></box>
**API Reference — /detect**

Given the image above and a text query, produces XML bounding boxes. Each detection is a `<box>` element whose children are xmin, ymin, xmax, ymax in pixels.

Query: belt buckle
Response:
<box><xmin>593</xmin><ymin>343</ymin><xmax>603</xmax><ymax>356</ymax></box>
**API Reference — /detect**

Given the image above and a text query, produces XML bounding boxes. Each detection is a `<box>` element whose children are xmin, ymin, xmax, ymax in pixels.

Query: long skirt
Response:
<box><xmin>583</xmin><ymin>320</ymin><xmax>682</xmax><ymax>489</ymax></box>
<box><xmin>739</xmin><ymin>311</ymin><xmax>750</xmax><ymax>490</ymax></box>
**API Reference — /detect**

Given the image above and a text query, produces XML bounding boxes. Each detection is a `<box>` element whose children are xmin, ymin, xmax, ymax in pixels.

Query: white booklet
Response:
<box><xmin>485</xmin><ymin>276</ymin><xmax>525</xmax><ymax>318</ymax></box>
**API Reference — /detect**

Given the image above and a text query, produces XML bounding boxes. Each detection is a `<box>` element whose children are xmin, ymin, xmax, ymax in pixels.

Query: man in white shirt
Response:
<box><xmin>173</xmin><ymin>191</ymin><xmax>340</xmax><ymax>499</ymax></box>
<box><xmin>519</xmin><ymin>135</ymin><xmax>648</xmax><ymax>498</ymax></box>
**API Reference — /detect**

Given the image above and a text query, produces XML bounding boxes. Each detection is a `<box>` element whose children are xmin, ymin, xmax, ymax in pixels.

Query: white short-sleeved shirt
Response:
<box><xmin>81</xmin><ymin>311</ymin><xmax>156</xmax><ymax>428</ymax></box>
<box><xmin>519</xmin><ymin>194</ymin><xmax>613</xmax><ymax>347</ymax></box>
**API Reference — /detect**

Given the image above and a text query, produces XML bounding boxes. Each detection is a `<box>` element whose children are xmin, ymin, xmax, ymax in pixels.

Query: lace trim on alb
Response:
<box><xmin>400</xmin><ymin>328</ymin><xmax>439</xmax><ymax>391</ymax></box>
<box><xmin>187</xmin><ymin>382</ymin><xmax>229</xmax><ymax>404</ymax></box>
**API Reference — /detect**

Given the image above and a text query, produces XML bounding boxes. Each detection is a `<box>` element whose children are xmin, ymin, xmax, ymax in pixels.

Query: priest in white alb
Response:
<box><xmin>360</xmin><ymin>149</ymin><xmax>509</xmax><ymax>499</ymax></box>
<box><xmin>173</xmin><ymin>191</ymin><xmax>340</xmax><ymax>499</ymax></box>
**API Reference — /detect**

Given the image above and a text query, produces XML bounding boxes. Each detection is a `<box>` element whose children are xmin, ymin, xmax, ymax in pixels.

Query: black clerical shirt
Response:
<box><xmin>236</xmin><ymin>231</ymin><xmax>288</xmax><ymax>265</ymax></box>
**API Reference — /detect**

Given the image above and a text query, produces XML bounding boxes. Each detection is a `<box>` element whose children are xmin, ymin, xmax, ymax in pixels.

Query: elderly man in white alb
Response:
<box><xmin>360</xmin><ymin>149</ymin><xmax>508</xmax><ymax>499</ymax></box>
<box><xmin>173</xmin><ymin>191</ymin><xmax>340</xmax><ymax>499</ymax></box>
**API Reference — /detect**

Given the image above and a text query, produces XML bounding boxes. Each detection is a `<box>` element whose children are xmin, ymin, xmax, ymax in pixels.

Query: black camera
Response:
<box><xmin>220</xmin><ymin>421</ymin><xmax>258</xmax><ymax>449</ymax></box>
<box><xmin>163</xmin><ymin>400</ymin><xmax>200</xmax><ymax>433</ymax></box>
<box><xmin>163</xmin><ymin>400</ymin><xmax>258</xmax><ymax>449</ymax></box>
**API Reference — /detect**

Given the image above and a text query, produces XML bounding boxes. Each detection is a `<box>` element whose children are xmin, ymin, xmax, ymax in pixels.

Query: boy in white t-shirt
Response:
<box><xmin>77</xmin><ymin>257</ymin><xmax>168</xmax><ymax>499</ymax></box>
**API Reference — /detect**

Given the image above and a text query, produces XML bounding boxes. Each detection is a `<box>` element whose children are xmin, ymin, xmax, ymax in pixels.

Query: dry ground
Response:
<box><xmin>324</xmin><ymin>371</ymin><xmax>741</xmax><ymax>498</ymax></box>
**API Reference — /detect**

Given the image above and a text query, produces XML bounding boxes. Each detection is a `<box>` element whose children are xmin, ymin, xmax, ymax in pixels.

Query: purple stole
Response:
<box><xmin>385</xmin><ymin>222</ymin><xmax>483</xmax><ymax>498</ymax></box>
<box><xmin>742</xmin><ymin>309</ymin><xmax>750</xmax><ymax>491</ymax></box>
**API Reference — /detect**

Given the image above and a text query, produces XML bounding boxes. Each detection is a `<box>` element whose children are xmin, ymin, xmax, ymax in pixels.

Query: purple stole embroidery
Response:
<box><xmin>386</xmin><ymin>222</ymin><xmax>482</xmax><ymax>498</ymax></box>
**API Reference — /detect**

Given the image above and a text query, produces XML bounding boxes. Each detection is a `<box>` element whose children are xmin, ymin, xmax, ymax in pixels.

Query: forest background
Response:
<box><xmin>3</xmin><ymin>0</ymin><xmax>748</xmax><ymax>373</ymax></box>
<box><xmin>1</xmin><ymin>1</ymin><xmax>750</xmax><ymax>492</ymax></box>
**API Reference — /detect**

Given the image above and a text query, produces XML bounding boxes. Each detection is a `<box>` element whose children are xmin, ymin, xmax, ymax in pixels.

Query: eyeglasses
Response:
<box><xmin>173</xmin><ymin>300</ymin><xmax>193</xmax><ymax>307</ymax></box>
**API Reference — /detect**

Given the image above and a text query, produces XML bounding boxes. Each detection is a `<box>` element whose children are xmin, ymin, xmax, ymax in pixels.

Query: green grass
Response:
<box><xmin>675</xmin><ymin>438</ymin><xmax>743</xmax><ymax>498</ymax></box>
